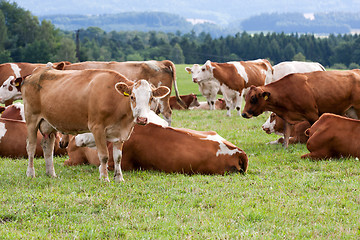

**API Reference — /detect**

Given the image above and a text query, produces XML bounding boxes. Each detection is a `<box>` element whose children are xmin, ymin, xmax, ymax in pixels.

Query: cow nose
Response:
<box><xmin>136</xmin><ymin>117</ymin><xmax>148</xmax><ymax>125</ymax></box>
<box><xmin>193</xmin><ymin>78</ymin><xmax>198</xmax><ymax>83</ymax></box>
<box><xmin>242</xmin><ymin>113</ymin><xmax>249</xmax><ymax>118</ymax></box>
<box><xmin>262</xmin><ymin>127</ymin><xmax>270</xmax><ymax>134</ymax></box>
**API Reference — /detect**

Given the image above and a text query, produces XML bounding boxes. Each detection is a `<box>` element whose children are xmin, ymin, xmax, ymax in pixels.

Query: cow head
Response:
<box><xmin>115</xmin><ymin>80</ymin><xmax>170</xmax><ymax>125</ymax></box>
<box><xmin>242</xmin><ymin>86</ymin><xmax>270</xmax><ymax>119</ymax></box>
<box><xmin>189</xmin><ymin>93</ymin><xmax>200</xmax><ymax>108</ymax></box>
<box><xmin>0</xmin><ymin>76</ymin><xmax>23</xmax><ymax>104</ymax></box>
<box><xmin>262</xmin><ymin>112</ymin><xmax>284</xmax><ymax>135</ymax></box>
<box><xmin>185</xmin><ymin>60</ymin><xmax>215</xmax><ymax>83</ymax></box>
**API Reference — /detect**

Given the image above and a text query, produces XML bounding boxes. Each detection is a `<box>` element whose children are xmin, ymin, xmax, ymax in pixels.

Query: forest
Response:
<box><xmin>1</xmin><ymin>1</ymin><xmax>360</xmax><ymax>69</ymax></box>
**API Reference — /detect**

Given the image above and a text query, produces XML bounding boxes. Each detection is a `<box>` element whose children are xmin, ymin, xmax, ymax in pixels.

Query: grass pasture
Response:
<box><xmin>0</xmin><ymin>65</ymin><xmax>360</xmax><ymax>239</ymax></box>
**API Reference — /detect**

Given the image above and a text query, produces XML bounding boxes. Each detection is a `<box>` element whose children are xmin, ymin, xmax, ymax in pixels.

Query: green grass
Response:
<box><xmin>1</xmin><ymin>65</ymin><xmax>360</xmax><ymax>239</ymax></box>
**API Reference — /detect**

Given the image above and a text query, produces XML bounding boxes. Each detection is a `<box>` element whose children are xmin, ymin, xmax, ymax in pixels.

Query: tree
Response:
<box><xmin>53</xmin><ymin>37</ymin><xmax>78</xmax><ymax>62</ymax></box>
<box><xmin>293</xmin><ymin>52</ymin><xmax>306</xmax><ymax>61</ymax></box>
<box><xmin>169</xmin><ymin>43</ymin><xmax>185</xmax><ymax>64</ymax></box>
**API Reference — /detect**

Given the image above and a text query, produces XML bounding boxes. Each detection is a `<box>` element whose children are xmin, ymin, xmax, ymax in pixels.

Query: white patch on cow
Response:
<box><xmin>10</xmin><ymin>63</ymin><xmax>21</xmax><ymax>78</ymax></box>
<box><xmin>148</xmin><ymin>110</ymin><xmax>168</xmax><ymax>127</ymax></box>
<box><xmin>145</xmin><ymin>61</ymin><xmax>160</xmax><ymax>71</ymax></box>
<box><xmin>201</xmin><ymin>134</ymin><xmax>242</xmax><ymax>156</ymax></box>
<box><xmin>228</xmin><ymin>62</ymin><xmax>249</xmax><ymax>83</ymax></box>
<box><xmin>0</xmin><ymin>122</ymin><xmax>7</xmax><ymax>142</ymax></box>
<box><xmin>75</xmin><ymin>133</ymin><xmax>96</xmax><ymax>148</ymax></box>
<box><xmin>13</xmin><ymin>102</ymin><xmax>25</xmax><ymax>121</ymax></box>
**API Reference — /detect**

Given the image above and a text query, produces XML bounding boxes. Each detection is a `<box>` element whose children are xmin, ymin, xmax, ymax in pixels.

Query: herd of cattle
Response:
<box><xmin>0</xmin><ymin>59</ymin><xmax>359</xmax><ymax>182</ymax></box>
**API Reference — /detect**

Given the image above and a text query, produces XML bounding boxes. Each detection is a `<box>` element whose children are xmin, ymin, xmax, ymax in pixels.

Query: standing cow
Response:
<box><xmin>185</xmin><ymin>59</ymin><xmax>273</xmax><ymax>116</ymax></box>
<box><xmin>55</xmin><ymin>60</ymin><xmax>184</xmax><ymax>126</ymax></box>
<box><xmin>242</xmin><ymin>70</ymin><xmax>360</xmax><ymax>147</ymax></box>
<box><xmin>22</xmin><ymin>64</ymin><xmax>170</xmax><ymax>182</ymax></box>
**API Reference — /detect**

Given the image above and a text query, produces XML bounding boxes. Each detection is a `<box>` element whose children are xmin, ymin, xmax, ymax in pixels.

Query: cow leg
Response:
<box><xmin>283</xmin><ymin>121</ymin><xmax>291</xmax><ymax>148</ymax></box>
<box><xmin>26</xmin><ymin>122</ymin><xmax>39</xmax><ymax>178</ymax></box>
<box><xmin>39</xmin><ymin>120</ymin><xmax>57</xmax><ymax>177</ymax></box>
<box><xmin>41</xmin><ymin>133</ymin><xmax>57</xmax><ymax>177</ymax></box>
<box><xmin>113</xmin><ymin>141</ymin><xmax>125</xmax><ymax>183</ymax></box>
<box><xmin>235</xmin><ymin>90</ymin><xmax>244</xmax><ymax>116</ymax></box>
<box><xmin>91</xmin><ymin>127</ymin><xmax>110</xmax><ymax>182</ymax></box>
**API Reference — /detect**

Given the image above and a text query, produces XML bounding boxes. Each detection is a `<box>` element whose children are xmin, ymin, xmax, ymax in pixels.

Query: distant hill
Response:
<box><xmin>39</xmin><ymin>11</ymin><xmax>360</xmax><ymax>36</ymax></box>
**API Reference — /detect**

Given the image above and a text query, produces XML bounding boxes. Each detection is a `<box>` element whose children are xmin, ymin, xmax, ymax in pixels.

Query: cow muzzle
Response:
<box><xmin>262</xmin><ymin>126</ymin><xmax>271</xmax><ymax>134</ymax></box>
<box><xmin>136</xmin><ymin>117</ymin><xmax>148</xmax><ymax>125</ymax></box>
<box><xmin>241</xmin><ymin>112</ymin><xmax>252</xmax><ymax>119</ymax></box>
<box><xmin>192</xmin><ymin>78</ymin><xmax>198</xmax><ymax>83</ymax></box>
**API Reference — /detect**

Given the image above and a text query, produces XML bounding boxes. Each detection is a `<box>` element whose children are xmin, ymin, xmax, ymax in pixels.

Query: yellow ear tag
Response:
<box><xmin>15</xmin><ymin>82</ymin><xmax>20</xmax><ymax>86</ymax></box>
<box><xmin>188</xmin><ymin>71</ymin><xmax>191</xmax><ymax>74</ymax></box>
<box><xmin>264</xmin><ymin>95</ymin><xmax>268</xmax><ymax>101</ymax></box>
<box><xmin>123</xmin><ymin>92</ymin><xmax>129</xmax><ymax>97</ymax></box>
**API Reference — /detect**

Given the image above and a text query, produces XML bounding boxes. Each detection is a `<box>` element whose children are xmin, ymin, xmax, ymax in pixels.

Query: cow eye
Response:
<box><xmin>250</xmin><ymin>96</ymin><xmax>258</xmax><ymax>104</ymax></box>
<box><xmin>130</xmin><ymin>96</ymin><xmax>134</xmax><ymax>100</ymax></box>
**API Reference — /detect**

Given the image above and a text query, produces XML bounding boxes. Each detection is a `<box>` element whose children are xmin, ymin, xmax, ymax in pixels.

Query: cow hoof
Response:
<box><xmin>114</xmin><ymin>176</ymin><xmax>125</xmax><ymax>183</ymax></box>
<box><xmin>46</xmin><ymin>172</ymin><xmax>57</xmax><ymax>178</ymax></box>
<box><xmin>26</xmin><ymin>168</ymin><xmax>35</xmax><ymax>177</ymax></box>
<box><xmin>99</xmin><ymin>176</ymin><xmax>110</xmax><ymax>182</ymax></box>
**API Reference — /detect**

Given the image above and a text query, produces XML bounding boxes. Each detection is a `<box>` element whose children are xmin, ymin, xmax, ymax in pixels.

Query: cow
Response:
<box><xmin>55</xmin><ymin>60</ymin><xmax>185</xmax><ymax>126</ymax></box>
<box><xmin>65</xmin><ymin>123</ymin><xmax>248</xmax><ymax>175</ymax></box>
<box><xmin>191</xmin><ymin>98</ymin><xmax>226</xmax><ymax>110</ymax></box>
<box><xmin>301</xmin><ymin>113</ymin><xmax>360</xmax><ymax>160</ymax></box>
<box><xmin>22</xmin><ymin>63</ymin><xmax>170</xmax><ymax>182</ymax></box>
<box><xmin>0</xmin><ymin>118</ymin><xmax>66</xmax><ymax>158</ymax></box>
<box><xmin>0</xmin><ymin>102</ymin><xmax>25</xmax><ymax>121</ymax></box>
<box><xmin>242</xmin><ymin>70</ymin><xmax>360</xmax><ymax>148</ymax></box>
<box><xmin>272</xmin><ymin>61</ymin><xmax>326</xmax><ymax>82</ymax></box>
<box><xmin>169</xmin><ymin>93</ymin><xmax>200</xmax><ymax>110</ymax></box>
<box><xmin>262</xmin><ymin>113</ymin><xmax>310</xmax><ymax>144</ymax></box>
<box><xmin>0</xmin><ymin>62</ymin><xmax>70</xmax><ymax>105</ymax></box>
<box><xmin>185</xmin><ymin>59</ymin><xmax>273</xmax><ymax>116</ymax></box>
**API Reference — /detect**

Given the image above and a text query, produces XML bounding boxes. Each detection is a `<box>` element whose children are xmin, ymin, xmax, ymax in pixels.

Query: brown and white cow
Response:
<box><xmin>191</xmin><ymin>98</ymin><xmax>227</xmax><ymax>110</ymax></box>
<box><xmin>0</xmin><ymin>102</ymin><xmax>25</xmax><ymax>121</ymax></box>
<box><xmin>22</xmin><ymin>64</ymin><xmax>170</xmax><ymax>182</ymax></box>
<box><xmin>262</xmin><ymin>112</ymin><xmax>310</xmax><ymax>144</ymax></box>
<box><xmin>272</xmin><ymin>61</ymin><xmax>325</xmax><ymax>82</ymax></box>
<box><xmin>242</xmin><ymin>70</ymin><xmax>360</xmax><ymax>147</ymax></box>
<box><xmin>186</xmin><ymin>59</ymin><xmax>273</xmax><ymax>116</ymax></box>
<box><xmin>169</xmin><ymin>93</ymin><xmax>200</xmax><ymax>110</ymax></box>
<box><xmin>301</xmin><ymin>113</ymin><xmax>360</xmax><ymax>159</ymax></box>
<box><xmin>56</xmin><ymin>60</ymin><xmax>184</xmax><ymax>125</ymax></box>
<box><xmin>65</xmin><ymin>123</ymin><xmax>248</xmax><ymax>175</ymax></box>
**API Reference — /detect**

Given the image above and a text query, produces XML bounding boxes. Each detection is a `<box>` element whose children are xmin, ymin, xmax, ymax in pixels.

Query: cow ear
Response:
<box><xmin>54</xmin><ymin>62</ymin><xmax>66</xmax><ymax>70</ymax></box>
<box><xmin>185</xmin><ymin>67</ymin><xmax>191</xmax><ymax>74</ymax></box>
<box><xmin>0</xmin><ymin>106</ymin><xmax>5</xmax><ymax>114</ymax></box>
<box><xmin>262</xmin><ymin>92</ymin><xmax>270</xmax><ymax>100</ymax></box>
<box><xmin>115</xmin><ymin>82</ymin><xmax>132</xmax><ymax>97</ymax></box>
<box><xmin>152</xmin><ymin>86</ymin><xmax>170</xmax><ymax>99</ymax></box>
<box><xmin>13</xmin><ymin>77</ymin><xmax>23</xmax><ymax>87</ymax></box>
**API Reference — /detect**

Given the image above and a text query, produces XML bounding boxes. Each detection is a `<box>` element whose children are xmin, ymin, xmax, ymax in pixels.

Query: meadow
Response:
<box><xmin>0</xmin><ymin>64</ymin><xmax>359</xmax><ymax>239</ymax></box>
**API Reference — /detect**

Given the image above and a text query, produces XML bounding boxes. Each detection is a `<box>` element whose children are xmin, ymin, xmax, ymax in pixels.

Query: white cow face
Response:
<box><xmin>185</xmin><ymin>60</ymin><xmax>214</xmax><ymax>83</ymax></box>
<box><xmin>0</xmin><ymin>76</ymin><xmax>23</xmax><ymax>104</ymax></box>
<box><xmin>115</xmin><ymin>80</ymin><xmax>170</xmax><ymax>125</ymax></box>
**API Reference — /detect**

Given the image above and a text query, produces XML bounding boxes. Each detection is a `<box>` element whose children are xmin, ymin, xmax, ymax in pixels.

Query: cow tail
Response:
<box><xmin>163</xmin><ymin>60</ymin><xmax>187</xmax><ymax>109</ymax></box>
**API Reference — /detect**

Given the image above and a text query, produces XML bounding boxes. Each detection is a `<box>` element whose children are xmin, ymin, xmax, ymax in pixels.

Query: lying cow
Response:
<box><xmin>272</xmin><ymin>61</ymin><xmax>325</xmax><ymax>82</ymax></box>
<box><xmin>242</xmin><ymin>70</ymin><xmax>360</xmax><ymax>147</ymax></box>
<box><xmin>22</xmin><ymin>63</ymin><xmax>170</xmax><ymax>182</ymax></box>
<box><xmin>262</xmin><ymin>112</ymin><xmax>310</xmax><ymax>144</ymax></box>
<box><xmin>0</xmin><ymin>118</ymin><xmax>66</xmax><ymax>158</ymax></box>
<box><xmin>186</xmin><ymin>59</ymin><xmax>273</xmax><ymax>116</ymax></box>
<box><xmin>301</xmin><ymin>113</ymin><xmax>360</xmax><ymax>159</ymax></box>
<box><xmin>0</xmin><ymin>102</ymin><xmax>25</xmax><ymax>121</ymax></box>
<box><xmin>169</xmin><ymin>93</ymin><xmax>200</xmax><ymax>110</ymax></box>
<box><xmin>55</xmin><ymin>60</ymin><xmax>184</xmax><ymax>126</ymax></box>
<box><xmin>191</xmin><ymin>98</ymin><xmax>226</xmax><ymax>110</ymax></box>
<box><xmin>65</xmin><ymin>123</ymin><xmax>248</xmax><ymax>175</ymax></box>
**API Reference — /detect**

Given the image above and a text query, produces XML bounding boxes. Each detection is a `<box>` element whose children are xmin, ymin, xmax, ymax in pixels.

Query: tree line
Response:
<box><xmin>1</xmin><ymin>0</ymin><xmax>360</xmax><ymax>69</ymax></box>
